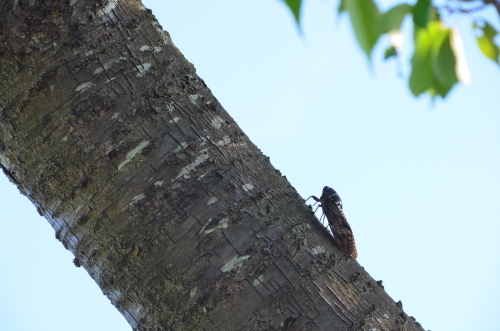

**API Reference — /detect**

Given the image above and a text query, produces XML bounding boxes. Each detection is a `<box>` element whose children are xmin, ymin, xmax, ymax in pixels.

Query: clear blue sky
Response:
<box><xmin>1</xmin><ymin>1</ymin><xmax>499</xmax><ymax>330</ymax></box>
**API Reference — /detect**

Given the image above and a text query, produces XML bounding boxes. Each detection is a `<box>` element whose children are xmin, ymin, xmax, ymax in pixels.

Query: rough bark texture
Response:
<box><xmin>0</xmin><ymin>0</ymin><xmax>426</xmax><ymax>330</ymax></box>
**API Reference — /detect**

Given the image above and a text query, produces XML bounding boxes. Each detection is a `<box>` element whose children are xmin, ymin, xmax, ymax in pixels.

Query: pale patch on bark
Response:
<box><xmin>216</xmin><ymin>135</ymin><xmax>231</xmax><ymax>146</ymax></box>
<box><xmin>139</xmin><ymin>45</ymin><xmax>162</xmax><ymax>53</ymax></box>
<box><xmin>118</xmin><ymin>140</ymin><xmax>150</xmax><ymax>171</ymax></box>
<box><xmin>128</xmin><ymin>193</ymin><xmax>145</xmax><ymax>206</ymax></box>
<box><xmin>154</xmin><ymin>181</ymin><xmax>164</xmax><ymax>187</ymax></box>
<box><xmin>199</xmin><ymin>218</ymin><xmax>212</xmax><ymax>233</ymax></box>
<box><xmin>152</xmin><ymin>21</ymin><xmax>171</xmax><ymax>45</ymax></box>
<box><xmin>75</xmin><ymin>82</ymin><xmax>94</xmax><ymax>92</ymax></box>
<box><xmin>207</xmin><ymin>197</ymin><xmax>218</xmax><ymax>205</ymax></box>
<box><xmin>252</xmin><ymin>275</ymin><xmax>265</xmax><ymax>286</ymax></box>
<box><xmin>168</xmin><ymin>117</ymin><xmax>180</xmax><ymax>123</ymax></box>
<box><xmin>73</xmin><ymin>205</ymin><xmax>83</xmax><ymax>215</ymax></box>
<box><xmin>221</xmin><ymin>255</ymin><xmax>250</xmax><ymax>273</ymax></box>
<box><xmin>203</xmin><ymin>217</ymin><xmax>229</xmax><ymax>234</ymax></box>
<box><xmin>0</xmin><ymin>152</ymin><xmax>12</xmax><ymax>170</ymax></box>
<box><xmin>199</xmin><ymin>137</ymin><xmax>209</xmax><ymax>146</ymax></box>
<box><xmin>211</xmin><ymin>116</ymin><xmax>224</xmax><ymax>129</ymax></box>
<box><xmin>104</xmin><ymin>77</ymin><xmax>119</xmax><ymax>84</ymax></box>
<box><xmin>166</xmin><ymin>103</ymin><xmax>174</xmax><ymax>112</ymax></box>
<box><xmin>311</xmin><ymin>246</ymin><xmax>325</xmax><ymax>255</ymax></box>
<box><xmin>197</xmin><ymin>172</ymin><xmax>209</xmax><ymax>180</ymax></box>
<box><xmin>94</xmin><ymin>57</ymin><xmax>126</xmax><ymax>75</ymax></box>
<box><xmin>242</xmin><ymin>183</ymin><xmax>254</xmax><ymax>192</ymax></box>
<box><xmin>98</xmin><ymin>0</ymin><xmax>118</xmax><ymax>17</ymax></box>
<box><xmin>190</xmin><ymin>287</ymin><xmax>198</xmax><ymax>298</ymax></box>
<box><xmin>174</xmin><ymin>151</ymin><xmax>209</xmax><ymax>180</ymax></box>
<box><xmin>136</xmin><ymin>63</ymin><xmax>152</xmax><ymax>77</ymax></box>
<box><xmin>188</xmin><ymin>94</ymin><xmax>199</xmax><ymax>104</ymax></box>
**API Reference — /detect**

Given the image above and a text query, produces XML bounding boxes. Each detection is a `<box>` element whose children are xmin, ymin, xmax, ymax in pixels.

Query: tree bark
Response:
<box><xmin>0</xmin><ymin>0</ymin><xmax>425</xmax><ymax>330</ymax></box>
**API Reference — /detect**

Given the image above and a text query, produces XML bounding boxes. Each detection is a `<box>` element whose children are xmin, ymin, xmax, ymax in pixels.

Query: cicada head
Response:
<box><xmin>322</xmin><ymin>186</ymin><xmax>342</xmax><ymax>209</ymax></box>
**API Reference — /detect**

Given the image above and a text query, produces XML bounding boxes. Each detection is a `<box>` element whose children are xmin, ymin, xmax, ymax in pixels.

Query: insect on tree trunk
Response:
<box><xmin>0</xmin><ymin>0</ymin><xmax>425</xmax><ymax>330</ymax></box>
<box><xmin>307</xmin><ymin>186</ymin><xmax>358</xmax><ymax>259</ymax></box>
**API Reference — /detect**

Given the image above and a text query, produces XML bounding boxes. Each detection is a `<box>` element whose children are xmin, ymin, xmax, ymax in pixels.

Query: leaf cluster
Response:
<box><xmin>283</xmin><ymin>0</ymin><xmax>500</xmax><ymax>99</ymax></box>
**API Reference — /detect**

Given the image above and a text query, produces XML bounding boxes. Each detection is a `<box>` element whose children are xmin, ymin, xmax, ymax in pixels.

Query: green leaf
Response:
<box><xmin>412</xmin><ymin>0</ymin><xmax>437</xmax><ymax>29</ymax></box>
<box><xmin>409</xmin><ymin>26</ymin><xmax>434</xmax><ymax>96</ymax></box>
<box><xmin>409</xmin><ymin>21</ymin><xmax>469</xmax><ymax>98</ymax></box>
<box><xmin>283</xmin><ymin>0</ymin><xmax>302</xmax><ymax>25</ymax></box>
<box><xmin>434</xmin><ymin>32</ymin><xmax>458</xmax><ymax>96</ymax></box>
<box><xmin>338</xmin><ymin>0</ymin><xmax>347</xmax><ymax>15</ymax></box>
<box><xmin>433</xmin><ymin>77</ymin><xmax>454</xmax><ymax>98</ymax></box>
<box><xmin>473</xmin><ymin>20</ymin><xmax>500</xmax><ymax>64</ymax></box>
<box><xmin>384</xmin><ymin>46</ymin><xmax>398</xmax><ymax>60</ymax></box>
<box><xmin>430</xmin><ymin>22</ymin><xmax>458</xmax><ymax>89</ymax></box>
<box><xmin>378</xmin><ymin>4</ymin><xmax>412</xmax><ymax>34</ymax></box>
<box><xmin>434</xmin><ymin>31</ymin><xmax>458</xmax><ymax>86</ymax></box>
<box><xmin>344</xmin><ymin>0</ymin><xmax>381</xmax><ymax>58</ymax></box>
<box><xmin>477</xmin><ymin>36</ymin><xmax>500</xmax><ymax>63</ymax></box>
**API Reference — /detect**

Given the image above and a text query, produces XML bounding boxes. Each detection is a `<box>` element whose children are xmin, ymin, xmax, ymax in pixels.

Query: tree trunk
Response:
<box><xmin>0</xmin><ymin>0</ymin><xmax>425</xmax><ymax>330</ymax></box>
